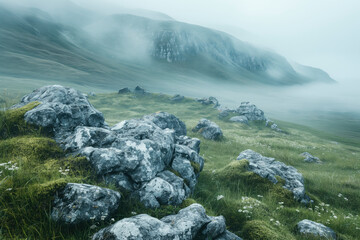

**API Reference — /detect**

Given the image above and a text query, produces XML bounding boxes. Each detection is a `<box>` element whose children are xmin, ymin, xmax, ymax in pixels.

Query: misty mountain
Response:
<box><xmin>0</xmin><ymin>3</ymin><xmax>335</xmax><ymax>90</ymax></box>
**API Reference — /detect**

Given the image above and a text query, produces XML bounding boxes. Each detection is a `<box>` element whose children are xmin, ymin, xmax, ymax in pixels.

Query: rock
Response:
<box><xmin>229</xmin><ymin>116</ymin><xmax>249</xmax><ymax>124</ymax></box>
<box><xmin>171</xmin><ymin>94</ymin><xmax>185</xmax><ymax>102</ymax></box>
<box><xmin>237</xmin><ymin>149</ymin><xmax>310</xmax><ymax>204</ymax></box>
<box><xmin>297</xmin><ymin>219</ymin><xmax>336</xmax><ymax>239</ymax></box>
<box><xmin>236</xmin><ymin>102</ymin><xmax>266</xmax><ymax>121</ymax></box>
<box><xmin>118</xmin><ymin>87</ymin><xmax>131</xmax><ymax>94</ymax></box>
<box><xmin>197</xmin><ymin>96</ymin><xmax>220</xmax><ymax>108</ymax></box>
<box><xmin>11</xmin><ymin>85</ymin><xmax>105</xmax><ymax>132</ymax></box>
<box><xmin>193</xmin><ymin>118</ymin><xmax>223</xmax><ymax>141</ymax></box>
<box><xmin>88</xmin><ymin>92</ymin><xmax>96</xmax><ymax>97</ymax></box>
<box><xmin>143</xmin><ymin>112</ymin><xmax>187</xmax><ymax>137</ymax></box>
<box><xmin>266</xmin><ymin>119</ymin><xmax>282</xmax><ymax>132</ymax></box>
<box><xmin>301</xmin><ymin>152</ymin><xmax>321</xmax><ymax>163</ymax></box>
<box><xmin>175</xmin><ymin>135</ymin><xmax>201</xmax><ymax>154</ymax></box>
<box><xmin>93</xmin><ymin>204</ymin><xmax>241</xmax><ymax>240</ymax></box>
<box><xmin>134</xmin><ymin>86</ymin><xmax>146</xmax><ymax>95</ymax></box>
<box><xmin>51</xmin><ymin>183</ymin><xmax>121</xmax><ymax>225</ymax></box>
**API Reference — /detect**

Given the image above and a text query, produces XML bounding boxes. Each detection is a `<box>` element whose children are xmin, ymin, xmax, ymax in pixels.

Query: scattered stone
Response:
<box><xmin>236</xmin><ymin>102</ymin><xmax>266</xmax><ymax>121</ymax></box>
<box><xmin>134</xmin><ymin>86</ymin><xmax>146</xmax><ymax>95</ymax></box>
<box><xmin>11</xmin><ymin>85</ymin><xmax>105</xmax><ymax>133</ymax></box>
<box><xmin>297</xmin><ymin>219</ymin><xmax>336</xmax><ymax>239</ymax></box>
<box><xmin>171</xmin><ymin>94</ymin><xmax>185</xmax><ymax>102</ymax></box>
<box><xmin>300</xmin><ymin>152</ymin><xmax>321</xmax><ymax>163</ymax></box>
<box><xmin>197</xmin><ymin>96</ymin><xmax>220</xmax><ymax>108</ymax></box>
<box><xmin>88</xmin><ymin>92</ymin><xmax>96</xmax><ymax>97</ymax></box>
<box><xmin>175</xmin><ymin>135</ymin><xmax>201</xmax><ymax>153</ymax></box>
<box><xmin>51</xmin><ymin>183</ymin><xmax>121</xmax><ymax>225</ymax></box>
<box><xmin>118</xmin><ymin>87</ymin><xmax>131</xmax><ymax>94</ymax></box>
<box><xmin>143</xmin><ymin>111</ymin><xmax>187</xmax><ymax>137</ymax></box>
<box><xmin>229</xmin><ymin>116</ymin><xmax>249</xmax><ymax>124</ymax></box>
<box><xmin>265</xmin><ymin>119</ymin><xmax>282</xmax><ymax>132</ymax></box>
<box><xmin>193</xmin><ymin>118</ymin><xmax>223</xmax><ymax>140</ymax></box>
<box><xmin>92</xmin><ymin>204</ymin><xmax>242</xmax><ymax>240</ymax></box>
<box><xmin>237</xmin><ymin>149</ymin><xmax>310</xmax><ymax>204</ymax></box>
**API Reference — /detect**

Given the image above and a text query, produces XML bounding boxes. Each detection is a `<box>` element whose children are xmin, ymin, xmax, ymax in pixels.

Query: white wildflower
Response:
<box><xmin>216</xmin><ymin>195</ymin><xmax>224</xmax><ymax>201</ymax></box>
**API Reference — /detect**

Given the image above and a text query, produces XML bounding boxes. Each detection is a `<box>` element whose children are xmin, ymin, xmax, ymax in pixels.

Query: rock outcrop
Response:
<box><xmin>300</xmin><ymin>152</ymin><xmax>321</xmax><ymax>163</ymax></box>
<box><xmin>229</xmin><ymin>116</ymin><xmax>249</xmax><ymax>124</ymax></box>
<box><xmin>12</xmin><ymin>86</ymin><xmax>204</xmax><ymax>209</ymax></box>
<box><xmin>118</xmin><ymin>87</ymin><xmax>131</xmax><ymax>94</ymax></box>
<box><xmin>237</xmin><ymin>149</ymin><xmax>310</xmax><ymax>204</ymax></box>
<box><xmin>51</xmin><ymin>183</ymin><xmax>121</xmax><ymax>225</ymax></box>
<box><xmin>193</xmin><ymin>118</ymin><xmax>223</xmax><ymax>141</ymax></box>
<box><xmin>93</xmin><ymin>204</ymin><xmax>242</xmax><ymax>240</ymax></box>
<box><xmin>297</xmin><ymin>219</ymin><xmax>336</xmax><ymax>239</ymax></box>
<box><xmin>196</xmin><ymin>96</ymin><xmax>220</xmax><ymax>108</ymax></box>
<box><xmin>236</xmin><ymin>102</ymin><xmax>266</xmax><ymax>121</ymax></box>
<box><xmin>171</xmin><ymin>94</ymin><xmax>185</xmax><ymax>102</ymax></box>
<box><xmin>134</xmin><ymin>86</ymin><xmax>146</xmax><ymax>95</ymax></box>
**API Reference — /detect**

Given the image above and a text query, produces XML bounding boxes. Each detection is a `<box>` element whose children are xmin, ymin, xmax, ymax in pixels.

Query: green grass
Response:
<box><xmin>0</xmin><ymin>92</ymin><xmax>359</xmax><ymax>239</ymax></box>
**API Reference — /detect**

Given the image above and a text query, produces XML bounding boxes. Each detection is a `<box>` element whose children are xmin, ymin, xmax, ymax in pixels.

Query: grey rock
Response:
<box><xmin>88</xmin><ymin>92</ymin><xmax>96</xmax><ymax>97</ymax></box>
<box><xmin>176</xmin><ymin>135</ymin><xmax>201</xmax><ymax>154</ymax></box>
<box><xmin>51</xmin><ymin>183</ymin><xmax>121</xmax><ymax>225</ymax></box>
<box><xmin>236</xmin><ymin>102</ymin><xmax>266</xmax><ymax>121</ymax></box>
<box><xmin>193</xmin><ymin>118</ymin><xmax>223</xmax><ymax>141</ymax></box>
<box><xmin>11</xmin><ymin>85</ymin><xmax>105</xmax><ymax>132</ymax></box>
<box><xmin>266</xmin><ymin>119</ymin><xmax>282</xmax><ymax>132</ymax></box>
<box><xmin>237</xmin><ymin>149</ymin><xmax>310</xmax><ymax>204</ymax></box>
<box><xmin>202</xmin><ymin>216</ymin><xmax>226</xmax><ymax>238</ymax></box>
<box><xmin>92</xmin><ymin>204</ymin><xmax>240</xmax><ymax>240</ymax></box>
<box><xmin>229</xmin><ymin>116</ymin><xmax>249</xmax><ymax>124</ymax></box>
<box><xmin>134</xmin><ymin>86</ymin><xmax>146</xmax><ymax>95</ymax></box>
<box><xmin>118</xmin><ymin>87</ymin><xmax>131</xmax><ymax>94</ymax></box>
<box><xmin>297</xmin><ymin>219</ymin><xmax>336</xmax><ymax>239</ymax></box>
<box><xmin>174</xmin><ymin>144</ymin><xmax>204</xmax><ymax>173</ymax></box>
<box><xmin>171</xmin><ymin>156</ymin><xmax>197</xmax><ymax>190</ymax></box>
<box><xmin>143</xmin><ymin>112</ymin><xmax>187</xmax><ymax>137</ymax></box>
<box><xmin>197</xmin><ymin>96</ymin><xmax>220</xmax><ymax>108</ymax></box>
<box><xmin>301</xmin><ymin>152</ymin><xmax>321</xmax><ymax>163</ymax></box>
<box><xmin>103</xmin><ymin>172</ymin><xmax>136</xmax><ymax>192</ymax></box>
<box><xmin>171</xmin><ymin>94</ymin><xmax>185</xmax><ymax>102</ymax></box>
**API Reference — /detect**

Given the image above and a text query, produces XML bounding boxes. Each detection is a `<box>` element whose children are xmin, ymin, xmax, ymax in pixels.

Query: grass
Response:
<box><xmin>0</xmin><ymin>91</ymin><xmax>359</xmax><ymax>239</ymax></box>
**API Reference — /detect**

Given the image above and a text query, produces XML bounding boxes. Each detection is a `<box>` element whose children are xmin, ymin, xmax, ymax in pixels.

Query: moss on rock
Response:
<box><xmin>243</xmin><ymin>220</ymin><xmax>295</xmax><ymax>240</ymax></box>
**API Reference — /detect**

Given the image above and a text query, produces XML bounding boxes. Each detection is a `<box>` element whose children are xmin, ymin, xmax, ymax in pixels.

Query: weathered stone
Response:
<box><xmin>193</xmin><ymin>118</ymin><xmax>223</xmax><ymax>141</ymax></box>
<box><xmin>297</xmin><ymin>219</ymin><xmax>336</xmax><ymax>239</ymax></box>
<box><xmin>176</xmin><ymin>135</ymin><xmax>201</xmax><ymax>154</ymax></box>
<box><xmin>118</xmin><ymin>87</ymin><xmax>131</xmax><ymax>94</ymax></box>
<box><xmin>171</xmin><ymin>94</ymin><xmax>185</xmax><ymax>102</ymax></box>
<box><xmin>197</xmin><ymin>96</ymin><xmax>220</xmax><ymax>108</ymax></box>
<box><xmin>134</xmin><ymin>86</ymin><xmax>146</xmax><ymax>94</ymax></box>
<box><xmin>173</xmin><ymin>144</ymin><xmax>204</xmax><ymax>173</ymax></box>
<box><xmin>143</xmin><ymin>112</ymin><xmax>187</xmax><ymax>137</ymax></box>
<box><xmin>103</xmin><ymin>172</ymin><xmax>136</xmax><ymax>192</ymax></box>
<box><xmin>202</xmin><ymin>216</ymin><xmax>226</xmax><ymax>238</ymax></box>
<box><xmin>236</xmin><ymin>102</ymin><xmax>266</xmax><ymax>121</ymax></box>
<box><xmin>88</xmin><ymin>92</ymin><xmax>96</xmax><ymax>97</ymax></box>
<box><xmin>51</xmin><ymin>183</ymin><xmax>121</xmax><ymax>225</ymax></box>
<box><xmin>237</xmin><ymin>149</ymin><xmax>310</xmax><ymax>204</ymax></box>
<box><xmin>301</xmin><ymin>152</ymin><xmax>321</xmax><ymax>163</ymax></box>
<box><xmin>229</xmin><ymin>116</ymin><xmax>249</xmax><ymax>124</ymax></box>
<box><xmin>11</xmin><ymin>85</ymin><xmax>105</xmax><ymax>132</ymax></box>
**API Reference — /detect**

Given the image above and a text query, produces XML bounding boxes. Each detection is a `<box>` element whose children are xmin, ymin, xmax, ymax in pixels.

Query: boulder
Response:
<box><xmin>297</xmin><ymin>219</ymin><xmax>336</xmax><ymax>239</ymax></box>
<box><xmin>300</xmin><ymin>152</ymin><xmax>321</xmax><ymax>163</ymax></box>
<box><xmin>92</xmin><ymin>204</ymin><xmax>242</xmax><ymax>240</ymax></box>
<box><xmin>51</xmin><ymin>183</ymin><xmax>121</xmax><ymax>225</ymax></box>
<box><xmin>197</xmin><ymin>96</ymin><xmax>220</xmax><ymax>108</ymax></box>
<box><xmin>118</xmin><ymin>87</ymin><xmax>131</xmax><ymax>94</ymax></box>
<box><xmin>171</xmin><ymin>94</ymin><xmax>185</xmax><ymax>102</ymax></box>
<box><xmin>229</xmin><ymin>116</ymin><xmax>249</xmax><ymax>124</ymax></box>
<box><xmin>143</xmin><ymin>112</ymin><xmax>187</xmax><ymax>137</ymax></box>
<box><xmin>11</xmin><ymin>85</ymin><xmax>105</xmax><ymax>132</ymax></box>
<box><xmin>193</xmin><ymin>118</ymin><xmax>223</xmax><ymax>141</ymax></box>
<box><xmin>236</xmin><ymin>102</ymin><xmax>266</xmax><ymax>121</ymax></box>
<box><xmin>175</xmin><ymin>135</ymin><xmax>201</xmax><ymax>153</ymax></box>
<box><xmin>134</xmin><ymin>86</ymin><xmax>146</xmax><ymax>95</ymax></box>
<box><xmin>237</xmin><ymin>149</ymin><xmax>310</xmax><ymax>204</ymax></box>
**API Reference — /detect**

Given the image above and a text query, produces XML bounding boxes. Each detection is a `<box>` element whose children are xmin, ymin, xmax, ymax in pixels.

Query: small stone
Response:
<box><xmin>193</xmin><ymin>118</ymin><xmax>223</xmax><ymax>141</ymax></box>
<box><xmin>297</xmin><ymin>219</ymin><xmax>336</xmax><ymax>239</ymax></box>
<box><xmin>118</xmin><ymin>87</ymin><xmax>131</xmax><ymax>94</ymax></box>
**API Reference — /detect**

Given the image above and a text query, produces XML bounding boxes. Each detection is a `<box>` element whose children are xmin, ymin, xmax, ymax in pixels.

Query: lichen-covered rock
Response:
<box><xmin>229</xmin><ymin>116</ymin><xmax>249</xmax><ymax>124</ymax></box>
<box><xmin>134</xmin><ymin>86</ymin><xmax>146</xmax><ymax>94</ymax></box>
<box><xmin>143</xmin><ymin>112</ymin><xmax>187</xmax><ymax>137</ymax></box>
<box><xmin>297</xmin><ymin>219</ymin><xmax>336</xmax><ymax>239</ymax></box>
<box><xmin>236</xmin><ymin>102</ymin><xmax>266</xmax><ymax>121</ymax></box>
<box><xmin>51</xmin><ymin>183</ymin><xmax>121</xmax><ymax>225</ymax></box>
<box><xmin>300</xmin><ymin>152</ymin><xmax>321</xmax><ymax>163</ymax></box>
<box><xmin>265</xmin><ymin>119</ymin><xmax>282</xmax><ymax>132</ymax></box>
<box><xmin>197</xmin><ymin>96</ymin><xmax>220</xmax><ymax>108</ymax></box>
<box><xmin>11</xmin><ymin>85</ymin><xmax>105</xmax><ymax>132</ymax></box>
<box><xmin>237</xmin><ymin>149</ymin><xmax>310</xmax><ymax>204</ymax></box>
<box><xmin>175</xmin><ymin>135</ymin><xmax>201</xmax><ymax>154</ymax></box>
<box><xmin>93</xmin><ymin>204</ymin><xmax>241</xmax><ymax>240</ymax></box>
<box><xmin>118</xmin><ymin>87</ymin><xmax>131</xmax><ymax>94</ymax></box>
<box><xmin>193</xmin><ymin>118</ymin><xmax>223</xmax><ymax>141</ymax></box>
<box><xmin>171</xmin><ymin>94</ymin><xmax>185</xmax><ymax>102</ymax></box>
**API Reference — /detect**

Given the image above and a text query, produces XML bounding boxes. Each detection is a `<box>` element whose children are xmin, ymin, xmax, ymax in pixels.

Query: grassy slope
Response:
<box><xmin>0</xmin><ymin>92</ymin><xmax>359</xmax><ymax>239</ymax></box>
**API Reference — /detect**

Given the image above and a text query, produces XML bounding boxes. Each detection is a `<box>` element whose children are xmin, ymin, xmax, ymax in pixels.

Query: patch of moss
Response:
<box><xmin>216</xmin><ymin>159</ymin><xmax>249</xmax><ymax>180</ymax></box>
<box><xmin>180</xmin><ymin>198</ymin><xmax>197</xmax><ymax>208</ymax></box>
<box><xmin>0</xmin><ymin>101</ymin><xmax>41</xmax><ymax>139</ymax></box>
<box><xmin>0</xmin><ymin>135</ymin><xmax>63</xmax><ymax>162</ymax></box>
<box><xmin>190</xmin><ymin>161</ymin><xmax>201</xmax><ymax>174</ymax></box>
<box><xmin>32</xmin><ymin>178</ymin><xmax>67</xmax><ymax>201</ymax></box>
<box><xmin>242</xmin><ymin>220</ymin><xmax>295</xmax><ymax>240</ymax></box>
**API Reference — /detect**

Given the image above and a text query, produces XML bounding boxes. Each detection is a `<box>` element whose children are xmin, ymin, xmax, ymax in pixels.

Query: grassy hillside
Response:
<box><xmin>0</xmin><ymin>92</ymin><xmax>359</xmax><ymax>239</ymax></box>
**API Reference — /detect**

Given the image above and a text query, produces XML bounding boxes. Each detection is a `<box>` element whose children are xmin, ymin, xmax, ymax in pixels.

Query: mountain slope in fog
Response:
<box><xmin>0</xmin><ymin>3</ymin><xmax>335</xmax><ymax>89</ymax></box>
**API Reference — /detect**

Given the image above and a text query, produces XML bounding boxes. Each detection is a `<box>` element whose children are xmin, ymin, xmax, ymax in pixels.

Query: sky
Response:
<box><xmin>74</xmin><ymin>0</ymin><xmax>360</xmax><ymax>83</ymax></box>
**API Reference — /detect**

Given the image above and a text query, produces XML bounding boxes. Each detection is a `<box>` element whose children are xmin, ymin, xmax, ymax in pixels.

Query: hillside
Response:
<box><xmin>0</xmin><ymin>86</ymin><xmax>359</xmax><ymax>239</ymax></box>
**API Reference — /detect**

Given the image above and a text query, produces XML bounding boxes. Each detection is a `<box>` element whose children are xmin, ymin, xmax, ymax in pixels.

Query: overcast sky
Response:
<box><xmin>73</xmin><ymin>0</ymin><xmax>360</xmax><ymax>83</ymax></box>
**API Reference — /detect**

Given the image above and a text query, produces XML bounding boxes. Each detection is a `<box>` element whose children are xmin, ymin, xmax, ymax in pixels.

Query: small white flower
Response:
<box><xmin>238</xmin><ymin>209</ymin><xmax>243</xmax><ymax>213</ymax></box>
<box><xmin>257</xmin><ymin>195</ymin><xmax>263</xmax><ymax>198</ymax></box>
<box><xmin>90</xmin><ymin>224</ymin><xmax>97</xmax><ymax>230</ymax></box>
<box><xmin>295</xmin><ymin>209</ymin><xmax>300</xmax><ymax>213</ymax></box>
<box><xmin>270</xmin><ymin>218</ymin><xmax>274</xmax><ymax>222</ymax></box>
<box><xmin>216</xmin><ymin>195</ymin><xmax>224</xmax><ymax>201</ymax></box>
<box><xmin>90</xmin><ymin>216</ymin><xmax>96</xmax><ymax>220</ymax></box>
<box><xmin>278</xmin><ymin>202</ymin><xmax>284</xmax><ymax>205</ymax></box>
<box><xmin>344</xmin><ymin>197</ymin><xmax>348</xmax><ymax>201</ymax></box>
<box><xmin>111</xmin><ymin>218</ymin><xmax>115</xmax><ymax>222</ymax></box>
<box><xmin>338</xmin><ymin>193</ymin><xmax>343</xmax><ymax>197</ymax></box>
<box><xmin>6</xmin><ymin>188</ymin><xmax>12</xmax><ymax>191</ymax></box>
<box><xmin>101</xmin><ymin>215</ymin><xmax>106</xmax><ymax>221</ymax></box>
<box><xmin>131</xmin><ymin>211</ymin><xmax>137</xmax><ymax>215</ymax></box>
